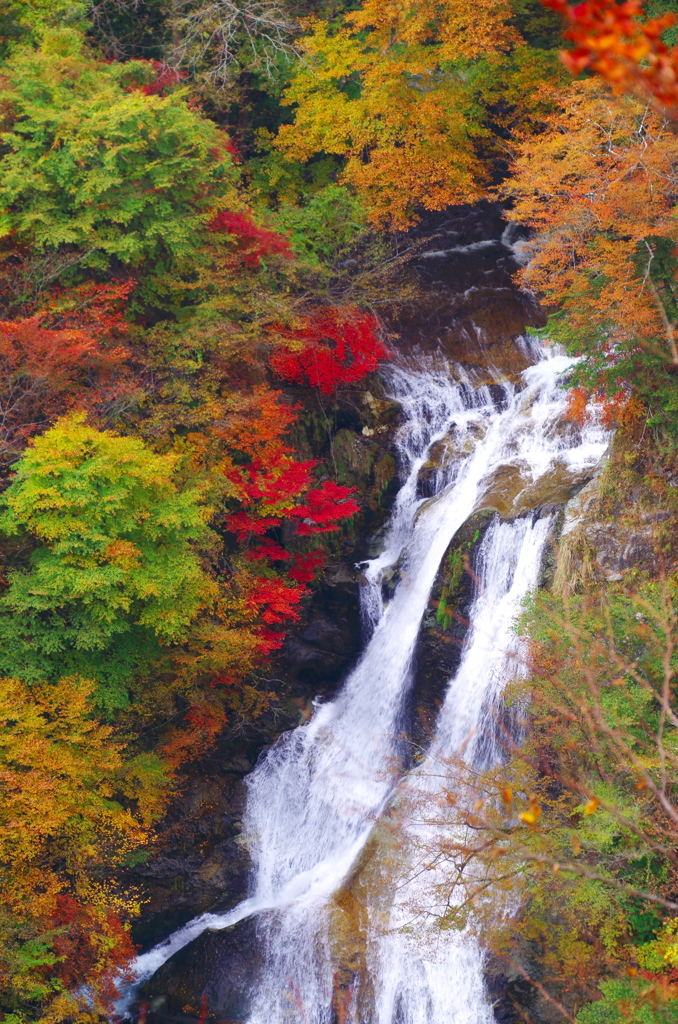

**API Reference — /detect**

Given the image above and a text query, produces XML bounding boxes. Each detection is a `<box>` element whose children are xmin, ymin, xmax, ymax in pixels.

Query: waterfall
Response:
<box><xmin>125</xmin><ymin>339</ymin><xmax>609</xmax><ymax>1022</ymax></box>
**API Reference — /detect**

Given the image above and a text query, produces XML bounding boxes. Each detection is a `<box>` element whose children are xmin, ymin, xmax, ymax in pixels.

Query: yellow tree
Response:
<box><xmin>0</xmin><ymin>674</ymin><xmax>168</xmax><ymax>1016</ymax></box>
<box><xmin>274</xmin><ymin>0</ymin><xmax>522</xmax><ymax>228</ymax></box>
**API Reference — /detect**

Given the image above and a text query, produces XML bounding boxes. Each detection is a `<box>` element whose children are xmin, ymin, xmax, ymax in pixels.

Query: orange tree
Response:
<box><xmin>502</xmin><ymin>77</ymin><xmax>678</xmax><ymax>432</ymax></box>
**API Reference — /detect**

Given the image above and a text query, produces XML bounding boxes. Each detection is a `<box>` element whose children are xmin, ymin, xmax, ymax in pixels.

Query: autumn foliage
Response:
<box><xmin>215</xmin><ymin>376</ymin><xmax>361</xmax><ymax>653</ymax></box>
<box><xmin>503</xmin><ymin>77</ymin><xmax>678</xmax><ymax>423</ymax></box>
<box><xmin>6</xmin><ymin>0</ymin><xmax>667</xmax><ymax>1016</ymax></box>
<box><xmin>0</xmin><ymin>4</ymin><xmax>396</xmax><ymax>1005</ymax></box>
<box><xmin>274</xmin><ymin>0</ymin><xmax>524</xmax><ymax>226</ymax></box>
<box><xmin>543</xmin><ymin>0</ymin><xmax>678</xmax><ymax>108</ymax></box>
<box><xmin>270</xmin><ymin>307</ymin><xmax>388</xmax><ymax>393</ymax></box>
<box><xmin>0</xmin><ymin>318</ymin><xmax>105</xmax><ymax>460</ymax></box>
<box><xmin>0</xmin><ymin>674</ymin><xmax>161</xmax><ymax>1012</ymax></box>
<box><xmin>209</xmin><ymin>209</ymin><xmax>293</xmax><ymax>266</ymax></box>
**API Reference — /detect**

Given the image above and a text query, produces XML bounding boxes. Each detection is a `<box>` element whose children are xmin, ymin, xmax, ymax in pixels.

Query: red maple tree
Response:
<box><xmin>209</xmin><ymin>210</ymin><xmax>292</xmax><ymax>266</ymax></box>
<box><xmin>542</xmin><ymin>0</ymin><xmax>678</xmax><ymax>107</ymax></box>
<box><xmin>270</xmin><ymin>307</ymin><xmax>388</xmax><ymax>393</ymax></box>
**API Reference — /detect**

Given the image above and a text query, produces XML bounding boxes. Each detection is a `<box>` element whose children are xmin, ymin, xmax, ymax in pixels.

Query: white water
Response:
<box><xmin>124</xmin><ymin>340</ymin><xmax>609</xmax><ymax>1022</ymax></box>
<box><xmin>365</xmin><ymin>514</ymin><xmax>554</xmax><ymax>1024</ymax></box>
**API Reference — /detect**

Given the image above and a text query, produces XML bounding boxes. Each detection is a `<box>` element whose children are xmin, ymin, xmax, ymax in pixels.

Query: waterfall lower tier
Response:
<box><xmin>126</xmin><ymin>340</ymin><xmax>609</xmax><ymax>1024</ymax></box>
<box><xmin>363</xmin><ymin>514</ymin><xmax>553</xmax><ymax>1024</ymax></box>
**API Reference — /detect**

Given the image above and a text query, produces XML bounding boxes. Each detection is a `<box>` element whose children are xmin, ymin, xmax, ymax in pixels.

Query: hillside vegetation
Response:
<box><xmin>1</xmin><ymin>0</ymin><xmax>678</xmax><ymax>1021</ymax></box>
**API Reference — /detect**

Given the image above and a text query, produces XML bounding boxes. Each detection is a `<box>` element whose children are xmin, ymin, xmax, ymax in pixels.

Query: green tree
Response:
<box><xmin>577</xmin><ymin>979</ymin><xmax>678</xmax><ymax>1024</ymax></box>
<box><xmin>0</xmin><ymin>27</ymin><xmax>239</xmax><ymax>306</ymax></box>
<box><xmin>0</xmin><ymin>412</ymin><xmax>217</xmax><ymax>712</ymax></box>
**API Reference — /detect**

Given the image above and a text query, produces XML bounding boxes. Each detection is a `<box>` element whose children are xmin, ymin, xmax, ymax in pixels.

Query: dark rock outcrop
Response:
<box><xmin>141</xmin><ymin>916</ymin><xmax>261</xmax><ymax>1023</ymax></box>
<box><xmin>283</xmin><ymin>562</ymin><xmax>367</xmax><ymax>693</ymax></box>
<box><xmin>484</xmin><ymin>952</ymin><xmax>565</xmax><ymax>1024</ymax></box>
<box><xmin>405</xmin><ymin>509</ymin><xmax>495</xmax><ymax>749</ymax></box>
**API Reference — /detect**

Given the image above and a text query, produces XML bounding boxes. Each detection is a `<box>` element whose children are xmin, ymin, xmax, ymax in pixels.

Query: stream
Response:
<box><xmin>123</xmin><ymin>211</ymin><xmax>610</xmax><ymax>1024</ymax></box>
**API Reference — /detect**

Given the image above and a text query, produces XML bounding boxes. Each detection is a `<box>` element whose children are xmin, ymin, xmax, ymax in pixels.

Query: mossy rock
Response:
<box><xmin>332</xmin><ymin>429</ymin><xmax>396</xmax><ymax>497</ymax></box>
<box><xmin>333</xmin><ymin>428</ymin><xmax>375</xmax><ymax>483</ymax></box>
<box><xmin>478</xmin><ymin>460</ymin><xmax>597</xmax><ymax>520</ymax></box>
<box><xmin>416</xmin><ymin>437</ymin><xmax>457</xmax><ymax>498</ymax></box>
<box><xmin>406</xmin><ymin>510</ymin><xmax>496</xmax><ymax>749</ymax></box>
<box><xmin>430</xmin><ymin>509</ymin><xmax>496</xmax><ymax>629</ymax></box>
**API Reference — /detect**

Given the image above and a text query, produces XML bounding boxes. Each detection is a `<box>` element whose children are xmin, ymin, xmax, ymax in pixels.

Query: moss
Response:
<box><xmin>333</xmin><ymin>428</ymin><xmax>375</xmax><ymax>483</ymax></box>
<box><xmin>434</xmin><ymin>510</ymin><xmax>495</xmax><ymax>630</ymax></box>
<box><xmin>373</xmin><ymin>453</ymin><xmax>396</xmax><ymax>499</ymax></box>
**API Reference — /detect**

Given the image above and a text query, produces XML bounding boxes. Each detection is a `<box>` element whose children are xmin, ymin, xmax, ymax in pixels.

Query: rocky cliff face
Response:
<box><xmin>554</xmin><ymin>433</ymin><xmax>677</xmax><ymax>588</ymax></box>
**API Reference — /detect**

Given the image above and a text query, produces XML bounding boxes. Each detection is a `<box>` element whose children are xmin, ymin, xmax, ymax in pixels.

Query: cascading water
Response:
<box><xmin>364</xmin><ymin>513</ymin><xmax>556</xmax><ymax>1024</ymax></box>
<box><xmin>126</xmin><ymin>338</ymin><xmax>609</xmax><ymax>1023</ymax></box>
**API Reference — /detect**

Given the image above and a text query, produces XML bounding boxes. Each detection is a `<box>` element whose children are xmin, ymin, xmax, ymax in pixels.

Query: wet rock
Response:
<box><xmin>416</xmin><ymin>436</ymin><xmax>459</xmax><ymax>498</ymax></box>
<box><xmin>535</xmin><ymin>503</ymin><xmax>567</xmax><ymax>591</ymax></box>
<box><xmin>323</xmin><ymin>563</ymin><xmax>368</xmax><ymax>589</ymax></box>
<box><xmin>285</xmin><ymin>613</ymin><xmax>358</xmax><ymax>684</ymax></box>
<box><xmin>379</xmin><ymin>556</ymin><xmax>405</xmax><ymax>603</ymax></box>
<box><xmin>406</xmin><ymin>510</ymin><xmax>495</xmax><ymax>748</ymax></box>
<box><xmin>333</xmin><ymin>428</ymin><xmax>374</xmax><ymax>481</ymax></box>
<box><xmin>392</xmin><ymin>201</ymin><xmax>546</xmax><ymax>366</ymax></box>
<box><xmin>142</xmin><ymin>916</ymin><xmax>261</xmax><ymax>1023</ymax></box>
<box><xmin>559</xmin><ymin>466</ymin><xmax>606</xmax><ymax>539</ymax></box>
<box><xmin>479</xmin><ymin>461</ymin><xmax>596</xmax><ymax>520</ymax></box>
<box><xmin>332</xmin><ymin>427</ymin><xmax>399</xmax><ymax>530</ymax></box>
<box><xmin>485</xmin><ymin>956</ymin><xmax>536</xmax><ymax>1024</ymax></box>
<box><xmin>131</xmin><ymin>769</ymin><xmax>251</xmax><ymax>950</ymax></box>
